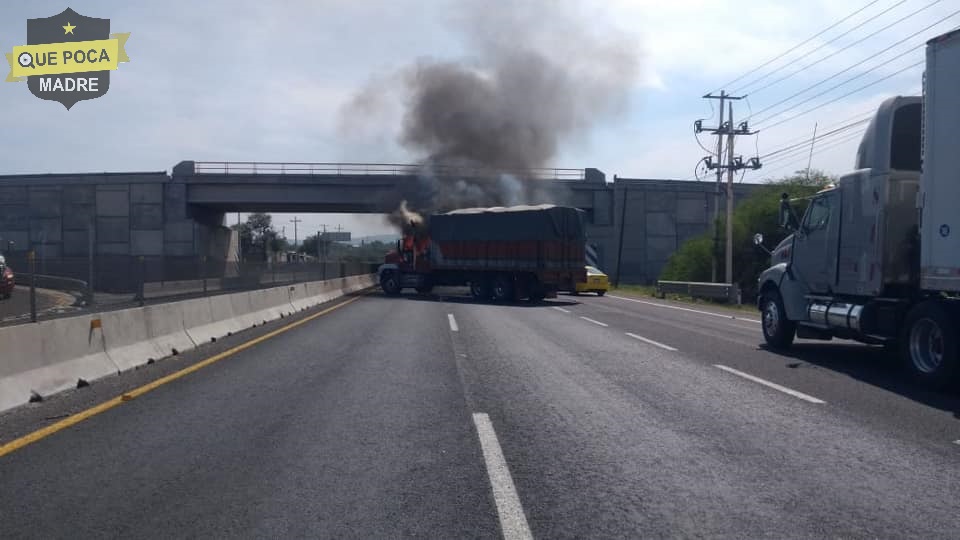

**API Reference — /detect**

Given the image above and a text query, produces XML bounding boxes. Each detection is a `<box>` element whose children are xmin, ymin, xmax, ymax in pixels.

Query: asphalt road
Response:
<box><xmin>1</xmin><ymin>288</ymin><xmax>959</xmax><ymax>538</ymax></box>
<box><xmin>0</xmin><ymin>285</ymin><xmax>74</xmax><ymax>323</ymax></box>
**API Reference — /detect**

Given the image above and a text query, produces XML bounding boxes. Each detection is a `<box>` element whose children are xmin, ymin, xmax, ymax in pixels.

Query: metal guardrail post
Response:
<box><xmin>201</xmin><ymin>256</ymin><xmax>208</xmax><ymax>295</ymax></box>
<box><xmin>136</xmin><ymin>256</ymin><xmax>145</xmax><ymax>307</ymax></box>
<box><xmin>28</xmin><ymin>250</ymin><xmax>37</xmax><ymax>323</ymax></box>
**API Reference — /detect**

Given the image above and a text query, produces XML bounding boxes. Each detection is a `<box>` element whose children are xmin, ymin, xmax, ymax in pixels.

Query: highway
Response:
<box><xmin>1</xmin><ymin>289</ymin><xmax>959</xmax><ymax>538</ymax></box>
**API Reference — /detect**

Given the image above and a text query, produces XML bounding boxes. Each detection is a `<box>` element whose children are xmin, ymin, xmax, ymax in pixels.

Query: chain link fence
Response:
<box><xmin>0</xmin><ymin>252</ymin><xmax>379</xmax><ymax>325</ymax></box>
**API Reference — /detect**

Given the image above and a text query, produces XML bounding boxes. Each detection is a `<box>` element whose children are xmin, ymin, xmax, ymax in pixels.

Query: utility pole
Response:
<box><xmin>318</xmin><ymin>224</ymin><xmax>328</xmax><ymax>279</ymax></box>
<box><xmin>289</xmin><ymin>217</ymin><xmax>302</xmax><ymax>249</ymax></box>
<box><xmin>725</xmin><ymin>102</ymin><xmax>735</xmax><ymax>285</ymax></box>
<box><xmin>695</xmin><ymin>90</ymin><xmax>761</xmax><ymax>283</ymax></box>
<box><xmin>806</xmin><ymin>122</ymin><xmax>818</xmax><ymax>183</ymax></box>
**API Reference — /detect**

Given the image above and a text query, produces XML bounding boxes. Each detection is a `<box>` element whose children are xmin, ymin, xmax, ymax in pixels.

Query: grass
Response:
<box><xmin>609</xmin><ymin>284</ymin><xmax>758</xmax><ymax>313</ymax></box>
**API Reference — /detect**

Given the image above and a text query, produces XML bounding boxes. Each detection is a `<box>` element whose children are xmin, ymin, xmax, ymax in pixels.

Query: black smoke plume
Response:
<box><xmin>342</xmin><ymin>0</ymin><xmax>641</xmax><ymax>222</ymax></box>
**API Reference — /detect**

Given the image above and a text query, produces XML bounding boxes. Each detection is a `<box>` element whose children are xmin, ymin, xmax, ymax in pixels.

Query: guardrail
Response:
<box><xmin>656</xmin><ymin>280</ymin><xmax>741</xmax><ymax>304</ymax></box>
<box><xmin>191</xmin><ymin>161</ymin><xmax>586</xmax><ymax>181</ymax></box>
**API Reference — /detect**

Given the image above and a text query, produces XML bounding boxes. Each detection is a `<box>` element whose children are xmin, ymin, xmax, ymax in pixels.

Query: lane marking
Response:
<box><xmin>625</xmin><ymin>332</ymin><xmax>678</xmax><ymax>351</ymax></box>
<box><xmin>953</xmin><ymin>440</ymin><xmax>960</xmax><ymax>446</ymax></box>
<box><xmin>608</xmin><ymin>295</ymin><xmax>761</xmax><ymax>323</ymax></box>
<box><xmin>714</xmin><ymin>364</ymin><xmax>826</xmax><ymax>404</ymax></box>
<box><xmin>552</xmin><ymin>306</ymin><xmax>571</xmax><ymax>313</ymax></box>
<box><xmin>0</xmin><ymin>294</ymin><xmax>366</xmax><ymax>459</ymax></box>
<box><xmin>472</xmin><ymin>413</ymin><xmax>534</xmax><ymax>540</ymax></box>
<box><xmin>448</xmin><ymin>313</ymin><xmax>459</xmax><ymax>332</ymax></box>
<box><xmin>580</xmin><ymin>316</ymin><xmax>608</xmax><ymax>327</ymax></box>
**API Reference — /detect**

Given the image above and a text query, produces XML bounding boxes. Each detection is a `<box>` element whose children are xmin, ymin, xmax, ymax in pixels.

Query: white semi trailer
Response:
<box><xmin>755</xmin><ymin>29</ymin><xmax>960</xmax><ymax>386</ymax></box>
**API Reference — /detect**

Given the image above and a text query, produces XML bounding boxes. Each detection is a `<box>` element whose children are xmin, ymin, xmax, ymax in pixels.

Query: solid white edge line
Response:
<box><xmin>552</xmin><ymin>306</ymin><xmax>571</xmax><ymax>313</ymax></box>
<box><xmin>447</xmin><ymin>313</ymin><xmax>459</xmax><ymax>332</ymax></box>
<box><xmin>579</xmin><ymin>316</ymin><xmax>608</xmax><ymax>327</ymax></box>
<box><xmin>625</xmin><ymin>332</ymin><xmax>678</xmax><ymax>351</ymax></box>
<box><xmin>608</xmin><ymin>295</ymin><xmax>761</xmax><ymax>324</ymax></box>
<box><xmin>714</xmin><ymin>364</ymin><xmax>826</xmax><ymax>404</ymax></box>
<box><xmin>472</xmin><ymin>413</ymin><xmax>534</xmax><ymax>540</ymax></box>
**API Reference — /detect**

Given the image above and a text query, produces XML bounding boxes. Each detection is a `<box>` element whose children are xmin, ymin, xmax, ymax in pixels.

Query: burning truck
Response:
<box><xmin>378</xmin><ymin>204</ymin><xmax>587</xmax><ymax>301</ymax></box>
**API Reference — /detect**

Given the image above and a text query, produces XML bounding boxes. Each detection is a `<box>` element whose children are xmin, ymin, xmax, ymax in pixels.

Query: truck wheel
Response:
<box><xmin>902</xmin><ymin>301</ymin><xmax>959</xmax><ymax>388</ymax></box>
<box><xmin>596</xmin><ymin>290</ymin><xmax>606</xmax><ymax>297</ymax></box>
<box><xmin>380</xmin><ymin>271</ymin><xmax>401</xmax><ymax>296</ymax></box>
<box><xmin>760</xmin><ymin>289</ymin><xmax>795</xmax><ymax>349</ymax></box>
<box><xmin>491</xmin><ymin>275</ymin><xmax>514</xmax><ymax>302</ymax></box>
<box><xmin>470</xmin><ymin>279</ymin><xmax>490</xmax><ymax>301</ymax></box>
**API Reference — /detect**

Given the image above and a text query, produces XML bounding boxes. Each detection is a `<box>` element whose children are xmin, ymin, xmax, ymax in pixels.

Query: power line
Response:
<box><xmin>751</xmin><ymin>47</ymin><xmax>923</xmax><ymax>126</ymax></box>
<box><xmin>742</xmin><ymin>0</ymin><xmax>943</xmax><ymax>96</ymax></box>
<box><xmin>713</xmin><ymin>0</ymin><xmax>884</xmax><ymax>93</ymax></box>
<box><xmin>747</xmin><ymin>9</ymin><xmax>959</xmax><ymax>122</ymax></box>
<box><xmin>755</xmin><ymin>59</ymin><xmax>924</xmax><ymax>131</ymax></box>
<box><xmin>761</xmin><ymin>118</ymin><xmax>870</xmax><ymax>160</ymax></box>
<box><xmin>760</xmin><ymin>127</ymin><xmax>868</xmax><ymax>169</ymax></box>
<box><xmin>760</xmin><ymin>109</ymin><xmax>875</xmax><ymax>152</ymax></box>
<box><xmin>733</xmin><ymin>0</ymin><xmax>911</xmax><ymax>94</ymax></box>
<box><xmin>756</xmin><ymin>129</ymin><xmax>868</xmax><ymax>178</ymax></box>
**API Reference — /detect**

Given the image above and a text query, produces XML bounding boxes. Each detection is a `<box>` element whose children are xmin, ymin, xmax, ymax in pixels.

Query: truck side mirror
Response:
<box><xmin>753</xmin><ymin>232</ymin><xmax>771</xmax><ymax>255</ymax></box>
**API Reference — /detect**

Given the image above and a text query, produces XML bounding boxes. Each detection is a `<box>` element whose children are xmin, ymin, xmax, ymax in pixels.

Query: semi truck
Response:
<box><xmin>378</xmin><ymin>204</ymin><xmax>587</xmax><ymax>301</ymax></box>
<box><xmin>754</xmin><ymin>28</ymin><xmax>960</xmax><ymax>386</ymax></box>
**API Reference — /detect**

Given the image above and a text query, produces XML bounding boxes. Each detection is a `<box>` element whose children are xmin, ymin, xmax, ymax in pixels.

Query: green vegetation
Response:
<box><xmin>298</xmin><ymin>236</ymin><xmax>395</xmax><ymax>263</ymax></box>
<box><xmin>660</xmin><ymin>170</ymin><xmax>834</xmax><ymax>299</ymax></box>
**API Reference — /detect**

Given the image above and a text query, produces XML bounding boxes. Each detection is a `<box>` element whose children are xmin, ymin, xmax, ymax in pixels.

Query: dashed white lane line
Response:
<box><xmin>714</xmin><ymin>364</ymin><xmax>826</xmax><ymax>404</ymax></box>
<box><xmin>625</xmin><ymin>332</ymin><xmax>678</xmax><ymax>352</ymax></box>
<box><xmin>579</xmin><ymin>316</ymin><xmax>608</xmax><ymax>327</ymax></box>
<box><xmin>472</xmin><ymin>413</ymin><xmax>534</xmax><ymax>540</ymax></box>
<box><xmin>608</xmin><ymin>295</ymin><xmax>761</xmax><ymax>324</ymax></box>
<box><xmin>953</xmin><ymin>440</ymin><xmax>960</xmax><ymax>446</ymax></box>
<box><xmin>447</xmin><ymin>313</ymin><xmax>459</xmax><ymax>332</ymax></box>
<box><xmin>552</xmin><ymin>306</ymin><xmax>571</xmax><ymax>313</ymax></box>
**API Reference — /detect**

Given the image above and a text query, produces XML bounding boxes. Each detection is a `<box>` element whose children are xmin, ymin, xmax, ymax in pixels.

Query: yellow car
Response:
<box><xmin>574</xmin><ymin>266</ymin><xmax>609</xmax><ymax>296</ymax></box>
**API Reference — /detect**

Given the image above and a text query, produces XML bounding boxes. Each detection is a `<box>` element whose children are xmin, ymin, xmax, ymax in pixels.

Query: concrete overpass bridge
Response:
<box><xmin>0</xmin><ymin>160</ymin><xmax>759</xmax><ymax>286</ymax></box>
<box><xmin>175</xmin><ymin>161</ymin><xmax>607</xmax><ymax>214</ymax></box>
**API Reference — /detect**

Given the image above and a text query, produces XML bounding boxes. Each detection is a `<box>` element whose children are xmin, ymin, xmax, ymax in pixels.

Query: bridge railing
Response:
<box><xmin>192</xmin><ymin>161</ymin><xmax>586</xmax><ymax>180</ymax></box>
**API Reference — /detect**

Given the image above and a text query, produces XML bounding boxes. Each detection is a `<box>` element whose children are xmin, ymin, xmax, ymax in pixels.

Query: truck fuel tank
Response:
<box><xmin>808</xmin><ymin>300</ymin><xmax>865</xmax><ymax>332</ymax></box>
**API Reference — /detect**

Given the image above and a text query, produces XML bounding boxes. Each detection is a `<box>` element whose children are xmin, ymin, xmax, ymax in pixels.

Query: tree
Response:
<box><xmin>231</xmin><ymin>213</ymin><xmax>282</xmax><ymax>261</ymax></box>
<box><xmin>660</xmin><ymin>170</ymin><xmax>834</xmax><ymax>299</ymax></box>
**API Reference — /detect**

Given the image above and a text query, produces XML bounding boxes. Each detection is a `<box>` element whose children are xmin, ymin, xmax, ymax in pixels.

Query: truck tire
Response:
<box><xmin>760</xmin><ymin>289</ymin><xmax>795</xmax><ymax>349</ymax></box>
<box><xmin>491</xmin><ymin>274</ymin><xmax>514</xmax><ymax>302</ymax></box>
<box><xmin>470</xmin><ymin>279</ymin><xmax>491</xmax><ymax>301</ymax></box>
<box><xmin>901</xmin><ymin>301</ymin><xmax>959</xmax><ymax>388</ymax></box>
<box><xmin>380</xmin><ymin>271</ymin><xmax>401</xmax><ymax>296</ymax></box>
<box><xmin>596</xmin><ymin>290</ymin><xmax>606</xmax><ymax>297</ymax></box>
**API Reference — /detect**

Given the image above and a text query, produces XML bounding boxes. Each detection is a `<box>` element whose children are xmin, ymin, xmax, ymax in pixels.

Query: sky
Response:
<box><xmin>1</xmin><ymin>0</ymin><xmax>955</xmax><ymax>239</ymax></box>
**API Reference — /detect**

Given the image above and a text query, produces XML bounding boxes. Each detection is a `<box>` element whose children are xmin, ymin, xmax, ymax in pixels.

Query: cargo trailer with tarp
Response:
<box><xmin>378</xmin><ymin>204</ymin><xmax>587</xmax><ymax>301</ymax></box>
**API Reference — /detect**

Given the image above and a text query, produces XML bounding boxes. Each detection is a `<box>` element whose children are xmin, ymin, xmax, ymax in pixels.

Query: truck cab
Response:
<box><xmin>754</xmin><ymin>95</ymin><xmax>958</xmax><ymax>385</ymax></box>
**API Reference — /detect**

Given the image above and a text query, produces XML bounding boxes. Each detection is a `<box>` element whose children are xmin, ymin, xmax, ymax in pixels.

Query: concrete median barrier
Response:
<box><xmin>0</xmin><ymin>314</ymin><xmax>116</xmax><ymax>411</ymax></box>
<box><xmin>100</xmin><ymin>307</ymin><xmax>167</xmax><ymax>372</ymax></box>
<box><xmin>0</xmin><ymin>274</ymin><xmax>376</xmax><ymax>413</ymax></box>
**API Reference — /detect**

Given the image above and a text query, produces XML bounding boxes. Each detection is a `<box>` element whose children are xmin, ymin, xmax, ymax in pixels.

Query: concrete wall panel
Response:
<box><xmin>30</xmin><ymin>218</ymin><xmax>62</xmax><ymax>242</ymax></box>
<box><xmin>131</xmin><ymin>230</ymin><xmax>163</xmax><ymax>256</ymax></box>
<box><xmin>97</xmin><ymin>217</ymin><xmax>129</xmax><ymax>243</ymax></box>
<box><xmin>96</xmin><ymin>188</ymin><xmax>129</xmax><ymax>217</ymax></box>
<box><xmin>63</xmin><ymin>230</ymin><xmax>92</xmax><ymax>256</ymax></box>
<box><xmin>28</xmin><ymin>189</ymin><xmax>61</xmax><ymax>218</ymax></box>
<box><xmin>131</xmin><ymin>204</ymin><xmax>163</xmax><ymax>230</ymax></box>
<box><xmin>130</xmin><ymin>184</ymin><xmax>162</xmax><ymax>204</ymax></box>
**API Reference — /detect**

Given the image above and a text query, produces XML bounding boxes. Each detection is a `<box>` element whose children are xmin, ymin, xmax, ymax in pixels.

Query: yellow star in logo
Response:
<box><xmin>63</xmin><ymin>22</ymin><xmax>76</xmax><ymax>34</ymax></box>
